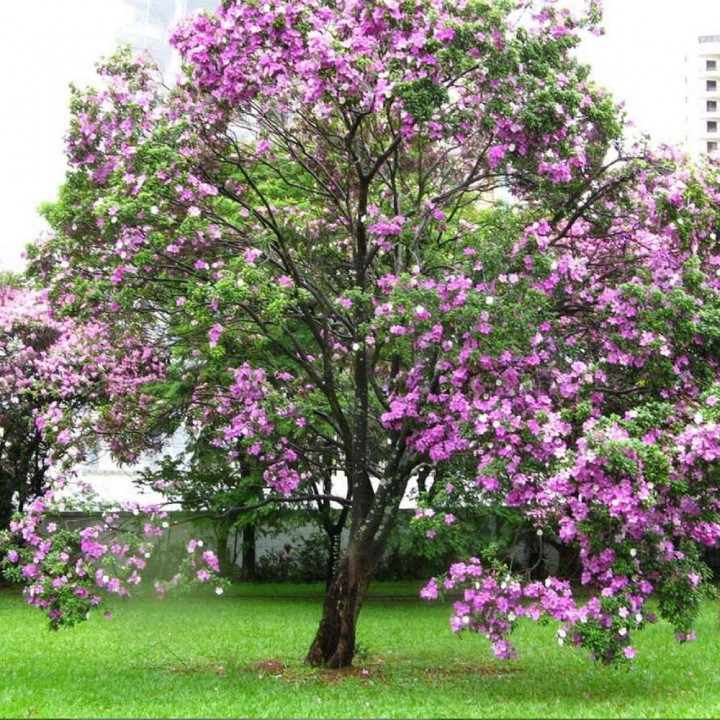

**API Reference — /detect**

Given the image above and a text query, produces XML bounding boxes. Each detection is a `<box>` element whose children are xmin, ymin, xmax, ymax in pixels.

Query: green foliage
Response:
<box><xmin>393</xmin><ymin>78</ymin><xmax>450</xmax><ymax>122</ymax></box>
<box><xmin>255</xmin><ymin>531</ymin><xmax>330</xmax><ymax>582</ymax></box>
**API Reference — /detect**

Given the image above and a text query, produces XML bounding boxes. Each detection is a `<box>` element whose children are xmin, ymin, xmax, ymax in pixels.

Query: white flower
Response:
<box><xmin>485</xmin><ymin>296</ymin><xmax>495</xmax><ymax>305</ymax></box>
<box><xmin>215</xmin><ymin>587</ymin><xmax>224</xmax><ymax>596</ymax></box>
<box><xmin>618</xmin><ymin>627</ymin><xmax>628</xmax><ymax>636</ymax></box>
<box><xmin>161</xmin><ymin>521</ymin><xmax>169</xmax><ymax>529</ymax></box>
<box><xmin>508</xmin><ymin>612</ymin><xmax>516</xmax><ymax>622</ymax></box>
<box><xmin>150</xmin><ymin>205</ymin><xmax>159</xmax><ymax>215</ymax></box>
<box><xmin>557</xmin><ymin>628</ymin><xmax>567</xmax><ymax>639</ymax></box>
<box><xmin>635</xmin><ymin>613</ymin><xmax>643</xmax><ymax>623</ymax></box>
<box><xmin>197</xmin><ymin>540</ymin><xmax>204</xmax><ymax>548</ymax></box>
<box><xmin>629</xmin><ymin>548</ymin><xmax>637</xmax><ymax>557</ymax></box>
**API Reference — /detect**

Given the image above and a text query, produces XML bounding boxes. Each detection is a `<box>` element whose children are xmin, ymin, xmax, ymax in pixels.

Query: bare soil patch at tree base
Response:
<box><xmin>243</xmin><ymin>657</ymin><xmax>524</xmax><ymax>684</ymax></box>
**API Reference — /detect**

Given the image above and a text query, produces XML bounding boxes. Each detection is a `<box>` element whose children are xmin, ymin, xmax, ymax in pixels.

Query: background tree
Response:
<box><xmin>0</xmin><ymin>281</ymin><xmax>110</xmax><ymax>530</ymax></box>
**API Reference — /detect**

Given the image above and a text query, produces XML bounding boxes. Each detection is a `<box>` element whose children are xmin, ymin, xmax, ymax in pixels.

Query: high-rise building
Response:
<box><xmin>117</xmin><ymin>0</ymin><xmax>216</xmax><ymax>78</ymax></box>
<box><xmin>685</xmin><ymin>35</ymin><xmax>720</xmax><ymax>156</ymax></box>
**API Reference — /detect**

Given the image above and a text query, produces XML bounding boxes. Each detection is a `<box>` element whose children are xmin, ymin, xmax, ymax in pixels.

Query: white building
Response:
<box><xmin>117</xmin><ymin>0</ymin><xmax>216</xmax><ymax>78</ymax></box>
<box><xmin>685</xmin><ymin>34</ymin><xmax>720</xmax><ymax>155</ymax></box>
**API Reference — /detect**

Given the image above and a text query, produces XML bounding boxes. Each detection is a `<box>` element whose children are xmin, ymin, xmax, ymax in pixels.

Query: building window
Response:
<box><xmin>708</xmin><ymin>141</ymin><xmax>718</xmax><ymax>152</ymax></box>
<box><xmin>707</xmin><ymin>59</ymin><xmax>717</xmax><ymax>71</ymax></box>
<box><xmin>708</xmin><ymin>100</ymin><xmax>718</xmax><ymax>113</ymax></box>
<box><xmin>708</xmin><ymin>80</ymin><xmax>718</xmax><ymax>92</ymax></box>
<box><xmin>709</xmin><ymin>121</ymin><xmax>718</xmax><ymax>133</ymax></box>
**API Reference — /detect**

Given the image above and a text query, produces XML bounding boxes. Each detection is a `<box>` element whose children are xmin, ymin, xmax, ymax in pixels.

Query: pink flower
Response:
<box><xmin>208</xmin><ymin>324</ymin><xmax>222</xmax><ymax>348</ymax></box>
<box><xmin>433</xmin><ymin>25</ymin><xmax>455</xmax><ymax>43</ymax></box>
<box><xmin>420</xmin><ymin>578</ymin><xmax>438</xmax><ymax>600</ymax></box>
<box><xmin>202</xmin><ymin>550</ymin><xmax>220</xmax><ymax>572</ymax></box>
<box><xmin>243</xmin><ymin>247</ymin><xmax>262</xmax><ymax>263</ymax></box>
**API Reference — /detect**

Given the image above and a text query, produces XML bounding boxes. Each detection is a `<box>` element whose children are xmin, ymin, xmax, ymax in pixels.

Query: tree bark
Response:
<box><xmin>240</xmin><ymin>523</ymin><xmax>256</xmax><ymax>580</ymax></box>
<box><xmin>305</xmin><ymin>542</ymin><xmax>375</xmax><ymax>668</ymax></box>
<box><xmin>214</xmin><ymin>523</ymin><xmax>231</xmax><ymax>577</ymax></box>
<box><xmin>325</xmin><ymin>531</ymin><xmax>342</xmax><ymax>590</ymax></box>
<box><xmin>0</xmin><ymin>474</ymin><xmax>14</xmax><ymax>532</ymax></box>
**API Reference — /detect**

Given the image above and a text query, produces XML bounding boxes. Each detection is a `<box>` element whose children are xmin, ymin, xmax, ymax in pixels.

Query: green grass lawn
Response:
<box><xmin>2</xmin><ymin>581</ymin><xmax>720</xmax><ymax>718</ymax></box>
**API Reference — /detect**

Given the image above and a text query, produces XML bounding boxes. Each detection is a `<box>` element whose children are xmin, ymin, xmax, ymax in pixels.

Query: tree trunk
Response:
<box><xmin>240</xmin><ymin>523</ymin><xmax>256</xmax><ymax>581</ymax></box>
<box><xmin>305</xmin><ymin>544</ymin><xmax>374</xmax><ymax>668</ymax></box>
<box><xmin>325</xmin><ymin>531</ymin><xmax>342</xmax><ymax>590</ymax></box>
<box><xmin>0</xmin><ymin>476</ymin><xmax>14</xmax><ymax>532</ymax></box>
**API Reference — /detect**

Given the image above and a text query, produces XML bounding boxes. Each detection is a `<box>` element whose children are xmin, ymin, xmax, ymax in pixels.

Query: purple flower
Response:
<box><xmin>420</xmin><ymin>578</ymin><xmax>438</xmax><ymax>601</ymax></box>
<box><xmin>208</xmin><ymin>324</ymin><xmax>222</xmax><ymax>348</ymax></box>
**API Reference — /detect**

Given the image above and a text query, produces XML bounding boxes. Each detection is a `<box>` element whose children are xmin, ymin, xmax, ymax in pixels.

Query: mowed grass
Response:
<box><xmin>2</xmin><ymin>581</ymin><xmax>720</xmax><ymax>718</ymax></box>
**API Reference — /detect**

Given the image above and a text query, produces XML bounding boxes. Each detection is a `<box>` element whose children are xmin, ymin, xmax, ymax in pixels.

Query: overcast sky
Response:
<box><xmin>2</xmin><ymin>0</ymin><xmax>720</xmax><ymax>274</ymax></box>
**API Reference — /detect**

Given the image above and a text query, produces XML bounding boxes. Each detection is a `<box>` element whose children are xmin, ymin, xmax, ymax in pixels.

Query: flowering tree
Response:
<box><xmin>0</xmin><ymin>283</ymin><xmax>101</xmax><ymax>529</ymax></box>
<box><xmin>0</xmin><ymin>283</ymin><xmax>227</xmax><ymax>625</ymax></box>
<box><xmin>18</xmin><ymin>0</ymin><xmax>720</xmax><ymax>668</ymax></box>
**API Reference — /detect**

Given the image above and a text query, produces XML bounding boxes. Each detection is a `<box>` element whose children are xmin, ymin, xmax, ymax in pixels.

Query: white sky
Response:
<box><xmin>1</xmin><ymin>0</ymin><xmax>720</xmax><ymax>274</ymax></box>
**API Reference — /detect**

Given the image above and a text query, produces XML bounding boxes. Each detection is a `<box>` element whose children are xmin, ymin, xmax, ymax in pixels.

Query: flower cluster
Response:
<box><xmin>0</xmin><ymin>489</ymin><xmax>222</xmax><ymax>628</ymax></box>
<box><xmin>422</xmin><ymin>558</ymin><xmax>659</xmax><ymax>665</ymax></box>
